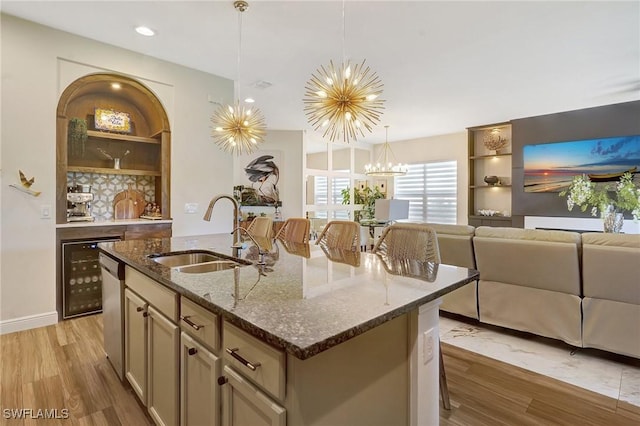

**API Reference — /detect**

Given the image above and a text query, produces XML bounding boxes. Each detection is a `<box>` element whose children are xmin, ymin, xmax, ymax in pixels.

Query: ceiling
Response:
<box><xmin>2</xmin><ymin>1</ymin><xmax>639</xmax><ymax>150</ymax></box>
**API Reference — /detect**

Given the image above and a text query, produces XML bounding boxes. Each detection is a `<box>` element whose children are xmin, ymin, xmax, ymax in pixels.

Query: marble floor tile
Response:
<box><xmin>439</xmin><ymin>315</ymin><xmax>640</xmax><ymax>406</ymax></box>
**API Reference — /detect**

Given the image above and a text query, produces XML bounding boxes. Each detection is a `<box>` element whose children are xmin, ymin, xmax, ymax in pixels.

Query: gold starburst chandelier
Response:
<box><xmin>303</xmin><ymin>1</ymin><xmax>384</xmax><ymax>143</ymax></box>
<box><xmin>364</xmin><ymin>125</ymin><xmax>407</xmax><ymax>177</ymax></box>
<box><xmin>211</xmin><ymin>0</ymin><xmax>266</xmax><ymax>155</ymax></box>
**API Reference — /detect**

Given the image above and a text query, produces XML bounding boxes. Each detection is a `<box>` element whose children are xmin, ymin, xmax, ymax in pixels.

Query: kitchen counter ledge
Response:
<box><xmin>99</xmin><ymin>233</ymin><xmax>478</xmax><ymax>360</ymax></box>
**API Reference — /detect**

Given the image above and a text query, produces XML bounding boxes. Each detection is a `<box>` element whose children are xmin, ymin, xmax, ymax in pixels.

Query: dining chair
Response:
<box><xmin>372</xmin><ymin>223</ymin><xmax>451</xmax><ymax>410</ymax></box>
<box><xmin>275</xmin><ymin>218</ymin><xmax>310</xmax><ymax>244</ymax></box>
<box><xmin>315</xmin><ymin>220</ymin><xmax>360</xmax><ymax>251</ymax></box>
<box><xmin>245</xmin><ymin>216</ymin><xmax>273</xmax><ymax>239</ymax></box>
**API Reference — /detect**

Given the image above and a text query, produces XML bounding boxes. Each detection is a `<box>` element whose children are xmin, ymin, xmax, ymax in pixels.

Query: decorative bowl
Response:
<box><xmin>484</xmin><ymin>176</ymin><xmax>500</xmax><ymax>186</ymax></box>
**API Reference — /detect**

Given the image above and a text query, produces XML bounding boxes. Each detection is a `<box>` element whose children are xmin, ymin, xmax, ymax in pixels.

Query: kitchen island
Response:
<box><xmin>99</xmin><ymin>233</ymin><xmax>478</xmax><ymax>426</ymax></box>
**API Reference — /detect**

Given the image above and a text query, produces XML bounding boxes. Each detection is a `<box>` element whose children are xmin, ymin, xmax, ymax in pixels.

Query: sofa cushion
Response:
<box><xmin>582</xmin><ymin>232</ymin><xmax>640</xmax><ymax>304</ymax></box>
<box><xmin>473</xmin><ymin>227</ymin><xmax>581</xmax><ymax>295</ymax></box>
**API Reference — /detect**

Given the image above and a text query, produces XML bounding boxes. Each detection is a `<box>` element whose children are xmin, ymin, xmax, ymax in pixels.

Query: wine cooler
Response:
<box><xmin>61</xmin><ymin>237</ymin><xmax>120</xmax><ymax>319</ymax></box>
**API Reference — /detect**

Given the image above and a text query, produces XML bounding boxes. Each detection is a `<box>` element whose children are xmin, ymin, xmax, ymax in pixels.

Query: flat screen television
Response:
<box><xmin>375</xmin><ymin>199</ymin><xmax>410</xmax><ymax>222</ymax></box>
<box><xmin>523</xmin><ymin>134</ymin><xmax>640</xmax><ymax>193</ymax></box>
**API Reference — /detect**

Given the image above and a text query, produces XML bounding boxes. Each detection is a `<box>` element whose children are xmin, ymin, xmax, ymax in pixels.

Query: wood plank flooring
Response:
<box><xmin>1</xmin><ymin>314</ymin><xmax>638</xmax><ymax>425</ymax></box>
<box><xmin>0</xmin><ymin>315</ymin><xmax>152</xmax><ymax>426</ymax></box>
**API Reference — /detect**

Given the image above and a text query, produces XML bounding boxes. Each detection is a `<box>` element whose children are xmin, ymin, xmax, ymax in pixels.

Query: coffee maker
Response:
<box><xmin>67</xmin><ymin>185</ymin><xmax>94</xmax><ymax>222</ymax></box>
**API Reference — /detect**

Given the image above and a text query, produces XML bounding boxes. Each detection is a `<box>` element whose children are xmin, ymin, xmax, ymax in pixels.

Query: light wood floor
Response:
<box><xmin>1</xmin><ymin>314</ymin><xmax>639</xmax><ymax>425</ymax></box>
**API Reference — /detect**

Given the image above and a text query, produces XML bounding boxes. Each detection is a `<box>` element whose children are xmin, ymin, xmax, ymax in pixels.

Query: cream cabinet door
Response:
<box><xmin>148</xmin><ymin>305</ymin><xmax>180</xmax><ymax>426</ymax></box>
<box><xmin>180</xmin><ymin>332</ymin><xmax>220</xmax><ymax>426</ymax></box>
<box><xmin>124</xmin><ymin>288</ymin><xmax>147</xmax><ymax>405</ymax></box>
<box><xmin>221</xmin><ymin>366</ymin><xmax>285</xmax><ymax>426</ymax></box>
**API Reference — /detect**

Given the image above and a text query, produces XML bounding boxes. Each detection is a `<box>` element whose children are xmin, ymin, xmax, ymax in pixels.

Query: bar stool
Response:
<box><xmin>275</xmin><ymin>218</ymin><xmax>310</xmax><ymax>243</ymax></box>
<box><xmin>373</xmin><ymin>223</ymin><xmax>451</xmax><ymax>410</ymax></box>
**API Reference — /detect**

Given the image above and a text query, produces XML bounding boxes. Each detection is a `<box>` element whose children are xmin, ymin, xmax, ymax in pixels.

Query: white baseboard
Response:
<box><xmin>0</xmin><ymin>311</ymin><xmax>58</xmax><ymax>335</ymax></box>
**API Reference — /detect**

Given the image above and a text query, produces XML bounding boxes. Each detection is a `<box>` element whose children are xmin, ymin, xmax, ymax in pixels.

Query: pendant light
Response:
<box><xmin>303</xmin><ymin>0</ymin><xmax>384</xmax><ymax>143</ymax></box>
<box><xmin>211</xmin><ymin>1</ymin><xmax>266</xmax><ymax>155</ymax></box>
<box><xmin>364</xmin><ymin>125</ymin><xmax>407</xmax><ymax>177</ymax></box>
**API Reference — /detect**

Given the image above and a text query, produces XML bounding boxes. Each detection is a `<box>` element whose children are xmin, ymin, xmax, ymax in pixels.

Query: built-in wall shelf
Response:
<box><xmin>470</xmin><ymin>184</ymin><xmax>512</xmax><ymax>189</ymax></box>
<box><xmin>67</xmin><ymin>166</ymin><xmax>161</xmax><ymax>177</ymax></box>
<box><xmin>468</xmin><ymin>122</ymin><xmax>513</xmax><ymax>227</ymax></box>
<box><xmin>469</xmin><ymin>153</ymin><xmax>511</xmax><ymax>160</ymax></box>
<box><xmin>86</xmin><ymin>130</ymin><xmax>160</xmax><ymax>144</ymax></box>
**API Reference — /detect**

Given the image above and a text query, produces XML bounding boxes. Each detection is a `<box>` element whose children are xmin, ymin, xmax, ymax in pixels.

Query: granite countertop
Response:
<box><xmin>99</xmin><ymin>234</ymin><xmax>478</xmax><ymax>360</ymax></box>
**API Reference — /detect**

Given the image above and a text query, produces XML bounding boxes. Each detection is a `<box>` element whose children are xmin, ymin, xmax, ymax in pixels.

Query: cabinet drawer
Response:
<box><xmin>180</xmin><ymin>297</ymin><xmax>220</xmax><ymax>352</ymax></box>
<box><xmin>223</xmin><ymin>322</ymin><xmax>286</xmax><ymax>401</ymax></box>
<box><xmin>125</xmin><ymin>266</ymin><xmax>178</xmax><ymax>322</ymax></box>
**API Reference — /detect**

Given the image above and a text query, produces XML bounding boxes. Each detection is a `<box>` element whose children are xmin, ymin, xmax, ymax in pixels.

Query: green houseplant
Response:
<box><xmin>67</xmin><ymin>117</ymin><xmax>88</xmax><ymax>158</ymax></box>
<box><xmin>560</xmin><ymin>172</ymin><xmax>640</xmax><ymax>232</ymax></box>
<box><xmin>341</xmin><ymin>185</ymin><xmax>385</xmax><ymax>222</ymax></box>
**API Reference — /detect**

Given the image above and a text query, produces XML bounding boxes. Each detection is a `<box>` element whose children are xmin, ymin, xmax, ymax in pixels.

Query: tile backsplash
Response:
<box><xmin>67</xmin><ymin>172</ymin><xmax>156</xmax><ymax>220</ymax></box>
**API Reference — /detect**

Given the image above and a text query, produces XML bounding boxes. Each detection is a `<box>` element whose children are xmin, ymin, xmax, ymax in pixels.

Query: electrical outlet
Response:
<box><xmin>423</xmin><ymin>328</ymin><xmax>435</xmax><ymax>364</ymax></box>
<box><xmin>184</xmin><ymin>203</ymin><xmax>199</xmax><ymax>214</ymax></box>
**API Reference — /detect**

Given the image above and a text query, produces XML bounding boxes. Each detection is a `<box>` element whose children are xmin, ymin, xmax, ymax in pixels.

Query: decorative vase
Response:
<box><xmin>602</xmin><ymin>205</ymin><xmax>624</xmax><ymax>233</ymax></box>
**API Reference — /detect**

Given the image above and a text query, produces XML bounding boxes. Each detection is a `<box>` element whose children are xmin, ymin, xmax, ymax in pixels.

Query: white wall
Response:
<box><xmin>175</xmin><ymin>129</ymin><xmax>305</xmax><ymax>236</ymax></box>
<box><xmin>375</xmin><ymin>131</ymin><xmax>469</xmax><ymax>224</ymax></box>
<box><xmin>0</xmin><ymin>15</ymin><xmax>303</xmax><ymax>330</ymax></box>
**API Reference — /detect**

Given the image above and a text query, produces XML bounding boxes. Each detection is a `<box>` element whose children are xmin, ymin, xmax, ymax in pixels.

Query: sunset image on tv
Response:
<box><xmin>523</xmin><ymin>135</ymin><xmax>640</xmax><ymax>192</ymax></box>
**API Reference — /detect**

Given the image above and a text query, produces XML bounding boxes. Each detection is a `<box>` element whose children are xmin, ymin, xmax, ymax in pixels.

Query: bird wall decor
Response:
<box><xmin>9</xmin><ymin>169</ymin><xmax>41</xmax><ymax>196</ymax></box>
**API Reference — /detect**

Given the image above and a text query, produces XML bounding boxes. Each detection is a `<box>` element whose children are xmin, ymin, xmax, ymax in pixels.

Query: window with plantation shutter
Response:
<box><xmin>314</xmin><ymin>176</ymin><xmax>350</xmax><ymax>219</ymax></box>
<box><xmin>393</xmin><ymin>161</ymin><xmax>457</xmax><ymax>224</ymax></box>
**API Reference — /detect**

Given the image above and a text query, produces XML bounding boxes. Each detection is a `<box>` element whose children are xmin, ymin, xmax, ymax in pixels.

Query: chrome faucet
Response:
<box><xmin>231</xmin><ymin>226</ymin><xmax>267</xmax><ymax>265</ymax></box>
<box><xmin>203</xmin><ymin>194</ymin><xmax>241</xmax><ymax>248</ymax></box>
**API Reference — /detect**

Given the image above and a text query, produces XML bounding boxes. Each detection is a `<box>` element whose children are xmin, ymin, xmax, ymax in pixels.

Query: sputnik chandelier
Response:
<box><xmin>364</xmin><ymin>125</ymin><xmax>407</xmax><ymax>177</ymax></box>
<box><xmin>211</xmin><ymin>1</ymin><xmax>266</xmax><ymax>155</ymax></box>
<box><xmin>303</xmin><ymin>1</ymin><xmax>384</xmax><ymax>143</ymax></box>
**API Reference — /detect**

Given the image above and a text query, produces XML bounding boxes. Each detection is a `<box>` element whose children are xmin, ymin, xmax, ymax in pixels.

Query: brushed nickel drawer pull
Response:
<box><xmin>180</xmin><ymin>315</ymin><xmax>203</xmax><ymax>331</ymax></box>
<box><xmin>226</xmin><ymin>347</ymin><xmax>261</xmax><ymax>371</ymax></box>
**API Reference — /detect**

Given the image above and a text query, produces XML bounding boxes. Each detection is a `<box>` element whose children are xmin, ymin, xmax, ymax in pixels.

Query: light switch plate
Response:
<box><xmin>184</xmin><ymin>203</ymin><xmax>198</xmax><ymax>214</ymax></box>
<box><xmin>40</xmin><ymin>204</ymin><xmax>51</xmax><ymax>219</ymax></box>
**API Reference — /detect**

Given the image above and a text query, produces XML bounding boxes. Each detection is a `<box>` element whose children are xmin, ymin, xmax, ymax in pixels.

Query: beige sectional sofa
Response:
<box><xmin>427</xmin><ymin>224</ymin><xmax>639</xmax><ymax>358</ymax></box>
<box><xmin>581</xmin><ymin>232</ymin><xmax>640</xmax><ymax>358</ymax></box>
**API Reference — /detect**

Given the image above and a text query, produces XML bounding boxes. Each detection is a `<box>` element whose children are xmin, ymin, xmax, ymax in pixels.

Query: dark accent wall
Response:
<box><xmin>511</xmin><ymin>101</ymin><xmax>640</xmax><ymax>219</ymax></box>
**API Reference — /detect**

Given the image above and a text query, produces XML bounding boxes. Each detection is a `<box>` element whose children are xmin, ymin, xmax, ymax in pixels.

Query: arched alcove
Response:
<box><xmin>56</xmin><ymin>73</ymin><xmax>171</xmax><ymax>222</ymax></box>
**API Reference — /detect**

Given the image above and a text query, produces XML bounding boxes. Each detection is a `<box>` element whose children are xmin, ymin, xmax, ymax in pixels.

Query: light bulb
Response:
<box><xmin>345</xmin><ymin>111</ymin><xmax>352</xmax><ymax>121</ymax></box>
<box><xmin>215</xmin><ymin>127</ymin><xmax>223</xmax><ymax>132</ymax></box>
<box><xmin>326</xmin><ymin>77</ymin><xmax>333</xmax><ymax>85</ymax></box>
<box><xmin>316</xmin><ymin>90</ymin><xmax>327</xmax><ymax>98</ymax></box>
<box><xmin>366</xmin><ymin>94</ymin><xmax>378</xmax><ymax>101</ymax></box>
<box><xmin>228</xmin><ymin>105</ymin><xmax>234</xmax><ymax>114</ymax></box>
<box><xmin>344</xmin><ymin>66</ymin><xmax>351</xmax><ymax>79</ymax></box>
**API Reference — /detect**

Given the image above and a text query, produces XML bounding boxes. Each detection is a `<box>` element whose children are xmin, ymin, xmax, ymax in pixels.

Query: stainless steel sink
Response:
<box><xmin>174</xmin><ymin>260</ymin><xmax>246</xmax><ymax>274</ymax></box>
<box><xmin>149</xmin><ymin>251</ymin><xmax>225</xmax><ymax>267</ymax></box>
<box><xmin>148</xmin><ymin>250</ymin><xmax>251</xmax><ymax>273</ymax></box>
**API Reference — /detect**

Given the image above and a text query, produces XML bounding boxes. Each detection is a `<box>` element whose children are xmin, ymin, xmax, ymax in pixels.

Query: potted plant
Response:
<box><xmin>560</xmin><ymin>172</ymin><xmax>640</xmax><ymax>232</ymax></box>
<box><xmin>68</xmin><ymin>117</ymin><xmax>87</xmax><ymax>158</ymax></box>
<box><xmin>341</xmin><ymin>185</ymin><xmax>385</xmax><ymax>222</ymax></box>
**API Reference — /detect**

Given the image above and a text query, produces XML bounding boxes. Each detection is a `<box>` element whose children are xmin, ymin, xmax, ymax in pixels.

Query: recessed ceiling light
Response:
<box><xmin>244</xmin><ymin>97</ymin><xmax>255</xmax><ymax>103</ymax></box>
<box><xmin>111</xmin><ymin>83</ymin><xmax>122</xmax><ymax>90</ymax></box>
<box><xmin>135</xmin><ymin>26</ymin><xmax>155</xmax><ymax>37</ymax></box>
